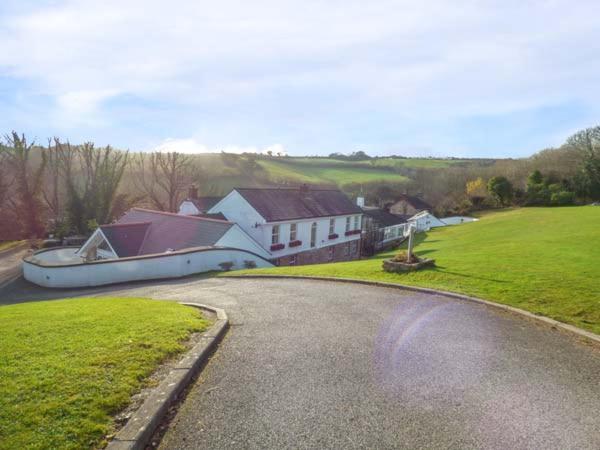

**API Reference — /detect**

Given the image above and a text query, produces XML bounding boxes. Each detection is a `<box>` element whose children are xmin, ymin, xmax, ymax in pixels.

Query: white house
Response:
<box><xmin>178</xmin><ymin>185</ymin><xmax>224</xmax><ymax>216</ymax></box>
<box><xmin>208</xmin><ymin>185</ymin><xmax>363</xmax><ymax>265</ymax></box>
<box><xmin>408</xmin><ymin>210</ymin><xmax>447</xmax><ymax>231</ymax></box>
<box><xmin>441</xmin><ymin>216</ymin><xmax>479</xmax><ymax>225</ymax></box>
<box><xmin>77</xmin><ymin>208</ymin><xmax>270</xmax><ymax>260</ymax></box>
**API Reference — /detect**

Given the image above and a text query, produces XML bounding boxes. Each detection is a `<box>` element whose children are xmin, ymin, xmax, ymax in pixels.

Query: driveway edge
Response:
<box><xmin>106</xmin><ymin>303</ymin><xmax>228</xmax><ymax>450</ymax></box>
<box><xmin>229</xmin><ymin>274</ymin><xmax>600</xmax><ymax>346</ymax></box>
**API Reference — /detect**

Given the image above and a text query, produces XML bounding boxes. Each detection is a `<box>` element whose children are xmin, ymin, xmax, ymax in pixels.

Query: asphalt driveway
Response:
<box><xmin>2</xmin><ymin>276</ymin><xmax>599</xmax><ymax>449</ymax></box>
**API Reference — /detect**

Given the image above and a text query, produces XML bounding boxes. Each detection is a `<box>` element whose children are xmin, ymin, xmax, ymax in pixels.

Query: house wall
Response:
<box><xmin>389</xmin><ymin>200</ymin><xmax>421</xmax><ymax>216</ymax></box>
<box><xmin>208</xmin><ymin>191</ymin><xmax>267</xmax><ymax>243</ymax></box>
<box><xmin>210</xmin><ymin>190</ymin><xmax>363</xmax><ymax>260</ymax></box>
<box><xmin>216</xmin><ymin>225</ymin><xmax>271</xmax><ymax>260</ymax></box>
<box><xmin>441</xmin><ymin>216</ymin><xmax>479</xmax><ymax>226</ymax></box>
<box><xmin>178</xmin><ymin>200</ymin><xmax>201</xmax><ymax>215</ymax></box>
<box><xmin>23</xmin><ymin>247</ymin><xmax>273</xmax><ymax>288</ymax></box>
<box><xmin>409</xmin><ymin>212</ymin><xmax>446</xmax><ymax>231</ymax></box>
<box><xmin>275</xmin><ymin>239</ymin><xmax>361</xmax><ymax>266</ymax></box>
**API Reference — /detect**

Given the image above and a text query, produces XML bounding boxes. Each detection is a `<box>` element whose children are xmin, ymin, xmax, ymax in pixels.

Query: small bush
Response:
<box><xmin>218</xmin><ymin>261</ymin><xmax>234</xmax><ymax>271</ymax></box>
<box><xmin>392</xmin><ymin>250</ymin><xmax>421</xmax><ymax>264</ymax></box>
<box><xmin>244</xmin><ymin>260</ymin><xmax>257</xmax><ymax>269</ymax></box>
<box><xmin>551</xmin><ymin>191</ymin><xmax>575</xmax><ymax>206</ymax></box>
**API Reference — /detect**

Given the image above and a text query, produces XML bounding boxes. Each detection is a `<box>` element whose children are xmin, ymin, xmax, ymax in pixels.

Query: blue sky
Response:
<box><xmin>1</xmin><ymin>0</ymin><xmax>599</xmax><ymax>157</ymax></box>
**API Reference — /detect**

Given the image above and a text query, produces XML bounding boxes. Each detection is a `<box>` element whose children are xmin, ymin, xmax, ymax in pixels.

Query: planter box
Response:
<box><xmin>270</xmin><ymin>243</ymin><xmax>285</xmax><ymax>251</ymax></box>
<box><xmin>344</xmin><ymin>230</ymin><xmax>361</xmax><ymax>236</ymax></box>
<box><xmin>328</xmin><ymin>233</ymin><xmax>339</xmax><ymax>240</ymax></box>
<box><xmin>289</xmin><ymin>240</ymin><xmax>302</xmax><ymax>248</ymax></box>
<box><xmin>382</xmin><ymin>258</ymin><xmax>435</xmax><ymax>273</ymax></box>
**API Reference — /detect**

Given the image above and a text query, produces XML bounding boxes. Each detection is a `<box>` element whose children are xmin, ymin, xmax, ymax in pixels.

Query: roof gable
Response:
<box><xmin>100</xmin><ymin>222</ymin><xmax>151</xmax><ymax>257</ymax></box>
<box><xmin>185</xmin><ymin>196</ymin><xmax>223</xmax><ymax>212</ymax></box>
<box><xmin>235</xmin><ymin>187</ymin><xmax>362</xmax><ymax>222</ymax></box>
<box><xmin>111</xmin><ymin>208</ymin><xmax>233</xmax><ymax>255</ymax></box>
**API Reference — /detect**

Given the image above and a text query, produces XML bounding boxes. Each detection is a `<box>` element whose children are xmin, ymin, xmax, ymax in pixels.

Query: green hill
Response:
<box><xmin>230</xmin><ymin>206</ymin><xmax>600</xmax><ymax>334</ymax></box>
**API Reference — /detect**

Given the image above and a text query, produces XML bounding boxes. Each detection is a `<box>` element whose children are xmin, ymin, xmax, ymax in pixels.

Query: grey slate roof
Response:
<box><xmin>388</xmin><ymin>194</ymin><xmax>432</xmax><ymax>211</ymax></box>
<box><xmin>106</xmin><ymin>208</ymin><xmax>233</xmax><ymax>256</ymax></box>
<box><xmin>235</xmin><ymin>186</ymin><xmax>362</xmax><ymax>222</ymax></box>
<box><xmin>186</xmin><ymin>196</ymin><xmax>223</xmax><ymax>212</ymax></box>
<box><xmin>361</xmin><ymin>208</ymin><xmax>408</xmax><ymax>227</ymax></box>
<box><xmin>100</xmin><ymin>222</ymin><xmax>151</xmax><ymax>257</ymax></box>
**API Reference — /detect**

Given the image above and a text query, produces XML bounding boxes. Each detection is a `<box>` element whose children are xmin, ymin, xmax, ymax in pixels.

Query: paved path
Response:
<box><xmin>2</xmin><ymin>277</ymin><xmax>599</xmax><ymax>449</ymax></box>
<box><xmin>0</xmin><ymin>246</ymin><xmax>29</xmax><ymax>289</ymax></box>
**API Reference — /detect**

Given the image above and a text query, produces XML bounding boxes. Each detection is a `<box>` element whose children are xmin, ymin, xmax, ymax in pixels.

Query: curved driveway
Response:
<box><xmin>3</xmin><ymin>277</ymin><xmax>600</xmax><ymax>449</ymax></box>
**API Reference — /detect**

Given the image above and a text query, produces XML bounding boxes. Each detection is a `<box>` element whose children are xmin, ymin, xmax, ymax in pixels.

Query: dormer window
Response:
<box><xmin>272</xmin><ymin>225</ymin><xmax>280</xmax><ymax>244</ymax></box>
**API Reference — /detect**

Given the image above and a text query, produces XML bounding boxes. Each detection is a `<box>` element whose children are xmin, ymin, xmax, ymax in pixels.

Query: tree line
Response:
<box><xmin>0</xmin><ymin>134</ymin><xmax>202</xmax><ymax>240</ymax></box>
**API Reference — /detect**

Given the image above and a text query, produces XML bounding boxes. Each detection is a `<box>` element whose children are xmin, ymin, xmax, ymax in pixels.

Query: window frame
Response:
<box><xmin>345</xmin><ymin>217</ymin><xmax>351</xmax><ymax>232</ymax></box>
<box><xmin>354</xmin><ymin>215</ymin><xmax>360</xmax><ymax>230</ymax></box>
<box><xmin>289</xmin><ymin>223</ymin><xmax>297</xmax><ymax>241</ymax></box>
<box><xmin>272</xmin><ymin>225</ymin><xmax>280</xmax><ymax>245</ymax></box>
<box><xmin>310</xmin><ymin>222</ymin><xmax>317</xmax><ymax>248</ymax></box>
<box><xmin>329</xmin><ymin>218</ymin><xmax>335</xmax><ymax>235</ymax></box>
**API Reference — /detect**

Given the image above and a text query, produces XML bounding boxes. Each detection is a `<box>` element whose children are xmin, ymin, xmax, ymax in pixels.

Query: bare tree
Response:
<box><xmin>0</xmin><ymin>132</ymin><xmax>46</xmax><ymax>238</ymax></box>
<box><xmin>55</xmin><ymin>140</ymin><xmax>129</xmax><ymax>234</ymax></box>
<box><xmin>132</xmin><ymin>152</ymin><xmax>191</xmax><ymax>212</ymax></box>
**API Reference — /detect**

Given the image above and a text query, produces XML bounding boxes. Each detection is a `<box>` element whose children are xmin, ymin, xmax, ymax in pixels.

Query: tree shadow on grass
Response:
<box><xmin>432</xmin><ymin>267</ymin><xmax>508</xmax><ymax>283</ymax></box>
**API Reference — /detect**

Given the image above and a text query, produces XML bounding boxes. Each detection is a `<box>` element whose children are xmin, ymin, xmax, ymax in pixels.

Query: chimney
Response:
<box><xmin>356</xmin><ymin>196</ymin><xmax>365</xmax><ymax>207</ymax></box>
<box><xmin>188</xmin><ymin>184</ymin><xmax>198</xmax><ymax>200</ymax></box>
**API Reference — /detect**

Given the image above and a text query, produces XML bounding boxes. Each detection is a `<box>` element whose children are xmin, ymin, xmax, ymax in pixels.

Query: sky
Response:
<box><xmin>0</xmin><ymin>0</ymin><xmax>599</xmax><ymax>158</ymax></box>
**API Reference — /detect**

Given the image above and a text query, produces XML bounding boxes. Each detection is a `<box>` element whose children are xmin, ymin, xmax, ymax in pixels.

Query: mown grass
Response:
<box><xmin>229</xmin><ymin>207</ymin><xmax>600</xmax><ymax>334</ymax></box>
<box><xmin>0</xmin><ymin>297</ymin><xmax>210</xmax><ymax>450</ymax></box>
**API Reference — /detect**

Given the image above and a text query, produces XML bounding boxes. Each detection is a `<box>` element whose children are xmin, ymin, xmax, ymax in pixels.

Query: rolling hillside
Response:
<box><xmin>229</xmin><ymin>206</ymin><xmax>600</xmax><ymax>334</ymax></box>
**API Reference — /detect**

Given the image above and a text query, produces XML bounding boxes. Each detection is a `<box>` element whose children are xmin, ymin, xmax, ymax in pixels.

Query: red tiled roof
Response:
<box><xmin>235</xmin><ymin>186</ymin><xmax>362</xmax><ymax>222</ymax></box>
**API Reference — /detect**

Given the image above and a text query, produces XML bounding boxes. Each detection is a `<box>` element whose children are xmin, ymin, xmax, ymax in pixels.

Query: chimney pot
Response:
<box><xmin>188</xmin><ymin>184</ymin><xmax>198</xmax><ymax>200</ymax></box>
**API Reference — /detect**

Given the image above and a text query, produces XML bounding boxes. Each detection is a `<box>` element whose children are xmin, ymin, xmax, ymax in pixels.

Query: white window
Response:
<box><xmin>310</xmin><ymin>222</ymin><xmax>317</xmax><ymax>247</ymax></box>
<box><xmin>345</xmin><ymin>217</ymin><xmax>351</xmax><ymax>232</ymax></box>
<box><xmin>329</xmin><ymin>218</ymin><xmax>335</xmax><ymax>235</ymax></box>
<box><xmin>354</xmin><ymin>215</ymin><xmax>360</xmax><ymax>230</ymax></box>
<box><xmin>272</xmin><ymin>225</ymin><xmax>280</xmax><ymax>244</ymax></box>
<box><xmin>290</xmin><ymin>223</ymin><xmax>297</xmax><ymax>241</ymax></box>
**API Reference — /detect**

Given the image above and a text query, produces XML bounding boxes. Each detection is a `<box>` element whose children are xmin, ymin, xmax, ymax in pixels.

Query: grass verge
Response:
<box><xmin>0</xmin><ymin>297</ymin><xmax>210</xmax><ymax>450</ymax></box>
<box><xmin>228</xmin><ymin>207</ymin><xmax>600</xmax><ymax>334</ymax></box>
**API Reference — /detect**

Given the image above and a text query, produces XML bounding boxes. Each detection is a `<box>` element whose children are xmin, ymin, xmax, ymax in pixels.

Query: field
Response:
<box><xmin>184</xmin><ymin>154</ymin><xmax>489</xmax><ymax>194</ymax></box>
<box><xmin>230</xmin><ymin>207</ymin><xmax>600</xmax><ymax>334</ymax></box>
<box><xmin>0</xmin><ymin>297</ymin><xmax>210</xmax><ymax>450</ymax></box>
<box><xmin>258</xmin><ymin>159</ymin><xmax>409</xmax><ymax>185</ymax></box>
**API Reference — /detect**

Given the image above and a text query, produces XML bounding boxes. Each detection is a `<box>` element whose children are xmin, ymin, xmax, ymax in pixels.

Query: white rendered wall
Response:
<box><xmin>23</xmin><ymin>247</ymin><xmax>273</xmax><ymax>288</ymax></box>
<box><xmin>216</xmin><ymin>225</ymin><xmax>271</xmax><ymax>259</ymax></box>
<box><xmin>441</xmin><ymin>216</ymin><xmax>478</xmax><ymax>225</ymax></box>
<box><xmin>178</xmin><ymin>201</ymin><xmax>201</xmax><ymax>215</ymax></box>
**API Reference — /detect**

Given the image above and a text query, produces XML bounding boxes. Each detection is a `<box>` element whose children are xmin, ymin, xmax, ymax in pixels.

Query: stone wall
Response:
<box><xmin>275</xmin><ymin>240</ymin><xmax>361</xmax><ymax>266</ymax></box>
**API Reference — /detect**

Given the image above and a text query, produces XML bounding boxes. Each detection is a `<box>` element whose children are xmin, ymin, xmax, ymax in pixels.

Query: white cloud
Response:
<box><xmin>0</xmin><ymin>0</ymin><xmax>599</xmax><ymax>154</ymax></box>
<box><xmin>154</xmin><ymin>138</ymin><xmax>286</xmax><ymax>155</ymax></box>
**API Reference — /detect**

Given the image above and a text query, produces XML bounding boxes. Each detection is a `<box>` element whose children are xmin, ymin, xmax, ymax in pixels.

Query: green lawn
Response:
<box><xmin>0</xmin><ymin>297</ymin><xmax>210</xmax><ymax>450</ymax></box>
<box><xmin>259</xmin><ymin>159</ymin><xmax>409</xmax><ymax>185</ymax></box>
<box><xmin>230</xmin><ymin>207</ymin><xmax>600</xmax><ymax>334</ymax></box>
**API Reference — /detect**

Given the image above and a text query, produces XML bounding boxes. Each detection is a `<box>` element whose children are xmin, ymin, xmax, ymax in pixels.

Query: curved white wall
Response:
<box><xmin>24</xmin><ymin>247</ymin><xmax>273</xmax><ymax>288</ymax></box>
